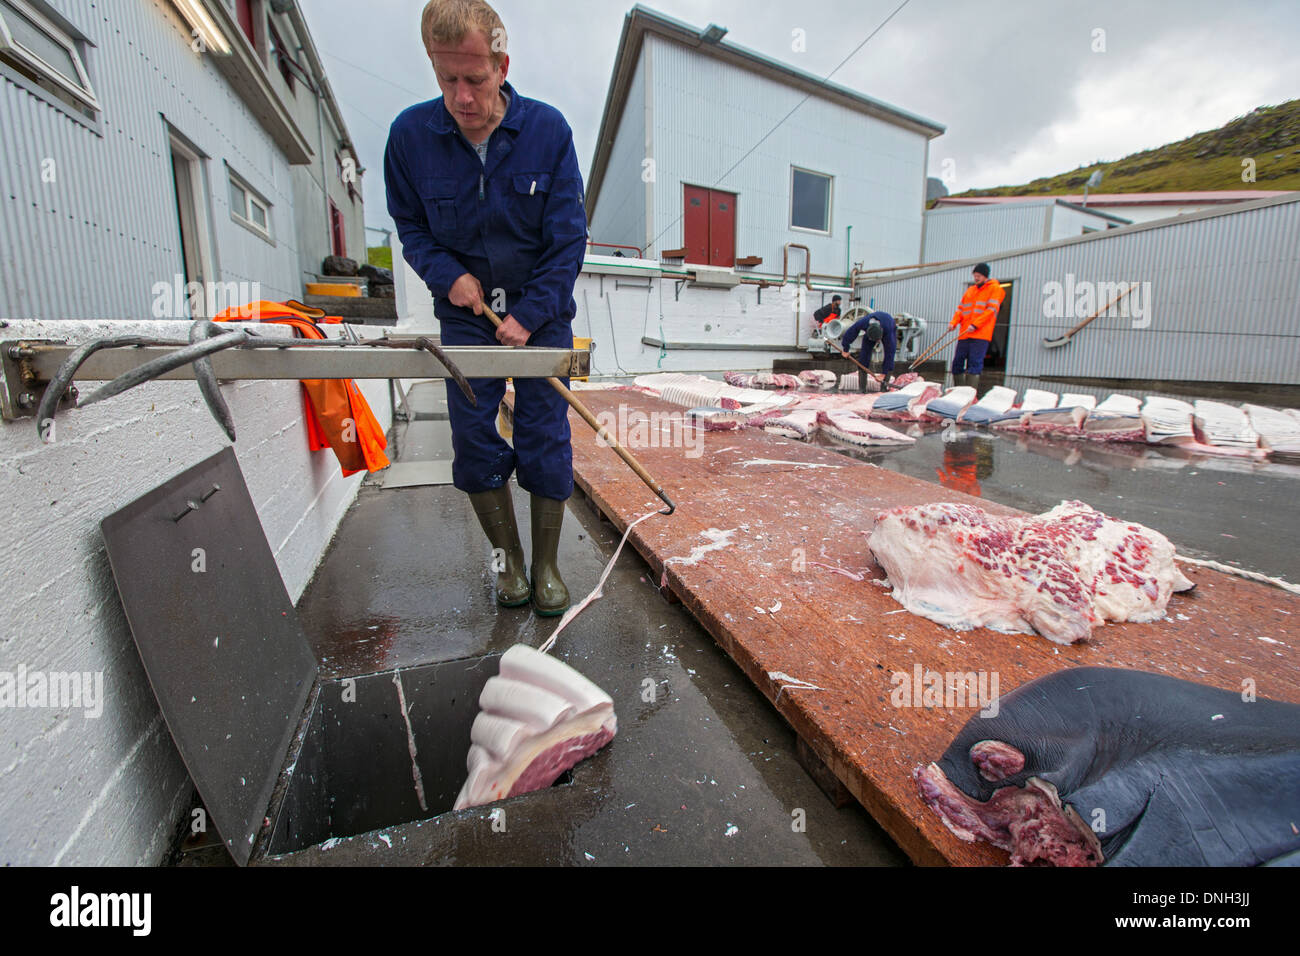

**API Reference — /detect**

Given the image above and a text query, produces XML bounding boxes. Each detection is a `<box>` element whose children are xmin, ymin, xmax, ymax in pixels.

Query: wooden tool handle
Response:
<box><xmin>910</xmin><ymin>324</ymin><xmax>961</xmax><ymax>369</ymax></box>
<box><xmin>480</xmin><ymin>305</ymin><xmax>675</xmax><ymax>514</ymax></box>
<box><xmin>836</xmin><ymin>346</ymin><xmax>881</xmax><ymax>381</ymax></box>
<box><xmin>1062</xmin><ymin>283</ymin><xmax>1136</xmax><ymax>338</ymax></box>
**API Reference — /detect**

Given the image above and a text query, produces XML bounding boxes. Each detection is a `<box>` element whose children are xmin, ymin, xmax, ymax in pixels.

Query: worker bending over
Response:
<box><xmin>841</xmin><ymin>310</ymin><xmax>897</xmax><ymax>387</ymax></box>
<box><xmin>385</xmin><ymin>0</ymin><xmax>587</xmax><ymax>616</ymax></box>
<box><xmin>948</xmin><ymin>262</ymin><xmax>1004</xmax><ymax>394</ymax></box>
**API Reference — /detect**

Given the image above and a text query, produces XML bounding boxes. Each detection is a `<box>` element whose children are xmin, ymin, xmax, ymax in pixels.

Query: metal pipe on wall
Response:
<box><xmin>782</xmin><ymin>243</ymin><xmax>813</xmax><ymax>290</ymax></box>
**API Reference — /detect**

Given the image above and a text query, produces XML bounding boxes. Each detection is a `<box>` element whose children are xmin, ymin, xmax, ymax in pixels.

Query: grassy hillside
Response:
<box><xmin>367</xmin><ymin>245</ymin><xmax>393</xmax><ymax>269</ymax></box>
<box><xmin>953</xmin><ymin>99</ymin><xmax>1300</xmax><ymax>198</ymax></box>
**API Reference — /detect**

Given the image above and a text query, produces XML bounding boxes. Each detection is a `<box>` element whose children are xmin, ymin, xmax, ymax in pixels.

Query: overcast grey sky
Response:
<box><xmin>298</xmin><ymin>0</ymin><xmax>1300</xmax><ymax>237</ymax></box>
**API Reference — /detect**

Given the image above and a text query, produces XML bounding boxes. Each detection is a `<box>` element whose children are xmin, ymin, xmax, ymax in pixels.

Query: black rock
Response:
<box><xmin>322</xmin><ymin>256</ymin><xmax>359</xmax><ymax>276</ymax></box>
<box><xmin>359</xmin><ymin>263</ymin><xmax>394</xmax><ymax>284</ymax></box>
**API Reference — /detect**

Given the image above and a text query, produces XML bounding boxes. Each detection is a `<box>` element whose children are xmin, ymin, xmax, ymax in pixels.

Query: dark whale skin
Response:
<box><xmin>919</xmin><ymin>666</ymin><xmax>1300</xmax><ymax>866</ymax></box>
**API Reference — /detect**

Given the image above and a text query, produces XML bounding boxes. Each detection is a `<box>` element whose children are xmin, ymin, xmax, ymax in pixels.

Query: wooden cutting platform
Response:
<box><xmin>515</xmin><ymin>390</ymin><xmax>1300</xmax><ymax>865</ymax></box>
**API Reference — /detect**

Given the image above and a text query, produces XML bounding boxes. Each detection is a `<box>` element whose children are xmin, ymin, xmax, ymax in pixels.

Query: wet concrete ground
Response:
<box><xmin>172</xmin><ymin>372</ymin><xmax>1298</xmax><ymax>865</ymax></box>
<box><xmin>603</xmin><ymin>366</ymin><xmax>1299</xmax><ymax>581</ymax></box>
<box><xmin>173</xmin><ymin>381</ymin><xmax>907</xmax><ymax>866</ymax></box>
<box><xmin>734</xmin><ymin>360</ymin><xmax>1300</xmax><ymax>580</ymax></box>
<box><xmin>814</xmin><ymin>420</ymin><xmax>1300</xmax><ymax>582</ymax></box>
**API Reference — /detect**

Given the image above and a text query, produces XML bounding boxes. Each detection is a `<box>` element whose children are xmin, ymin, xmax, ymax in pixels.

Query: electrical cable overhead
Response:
<box><xmin>319</xmin><ymin>48</ymin><xmax>431</xmax><ymax>100</ymax></box>
<box><xmin>647</xmin><ymin>0</ymin><xmax>912</xmax><ymax>253</ymax></box>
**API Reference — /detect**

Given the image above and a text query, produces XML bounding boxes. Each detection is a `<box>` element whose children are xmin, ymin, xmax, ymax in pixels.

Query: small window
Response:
<box><xmin>228</xmin><ymin>169</ymin><xmax>271</xmax><ymax>238</ymax></box>
<box><xmin>791</xmin><ymin>166</ymin><xmax>832</xmax><ymax>233</ymax></box>
<box><xmin>0</xmin><ymin>0</ymin><xmax>99</xmax><ymax>112</ymax></box>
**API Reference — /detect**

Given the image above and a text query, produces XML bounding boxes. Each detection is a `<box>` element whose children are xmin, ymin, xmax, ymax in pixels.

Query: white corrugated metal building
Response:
<box><xmin>856</xmin><ymin>192</ymin><xmax>1300</xmax><ymax>384</ymax></box>
<box><xmin>0</xmin><ymin>0</ymin><xmax>382</xmax><ymax>868</ymax></box>
<box><xmin>585</xmin><ymin>5</ymin><xmax>944</xmax><ymax>279</ymax></box>
<box><xmin>0</xmin><ymin>0</ymin><xmax>365</xmax><ymax>322</ymax></box>
<box><xmin>921</xmin><ymin>198</ymin><xmax>1129</xmax><ymax>264</ymax></box>
<box><xmin>935</xmin><ymin>191</ymin><xmax>1296</xmax><ymax>226</ymax></box>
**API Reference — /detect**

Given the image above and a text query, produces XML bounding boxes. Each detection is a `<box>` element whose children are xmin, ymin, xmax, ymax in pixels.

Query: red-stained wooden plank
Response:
<box><xmin>516</xmin><ymin>390</ymin><xmax>1300</xmax><ymax>865</ymax></box>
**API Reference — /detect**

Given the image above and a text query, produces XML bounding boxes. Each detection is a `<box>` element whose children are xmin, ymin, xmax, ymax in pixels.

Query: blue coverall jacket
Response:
<box><xmin>841</xmin><ymin>311</ymin><xmax>897</xmax><ymax>374</ymax></box>
<box><xmin>384</xmin><ymin>81</ymin><xmax>587</xmax><ymax>500</ymax></box>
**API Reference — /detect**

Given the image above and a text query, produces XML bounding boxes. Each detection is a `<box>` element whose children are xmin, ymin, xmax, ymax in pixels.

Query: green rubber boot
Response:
<box><xmin>968</xmin><ymin>374</ymin><xmax>981</xmax><ymax>397</ymax></box>
<box><xmin>468</xmin><ymin>488</ymin><xmax>530</xmax><ymax>607</ymax></box>
<box><xmin>529</xmin><ymin>494</ymin><xmax>571</xmax><ymax>617</ymax></box>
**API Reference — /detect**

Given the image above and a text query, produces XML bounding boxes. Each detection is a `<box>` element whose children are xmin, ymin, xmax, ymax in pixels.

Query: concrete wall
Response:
<box><xmin>571</xmin><ymin>262</ymin><xmax>820</xmax><ymax>375</ymax></box>
<box><xmin>393</xmin><ymin>238</ymin><xmax>840</xmax><ymax>376</ymax></box>
<box><xmin>0</xmin><ymin>318</ymin><xmax>391</xmax><ymax>865</ymax></box>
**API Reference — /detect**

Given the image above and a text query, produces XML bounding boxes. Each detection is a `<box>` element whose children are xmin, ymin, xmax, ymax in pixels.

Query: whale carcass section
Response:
<box><xmin>915</xmin><ymin>667</ymin><xmax>1300</xmax><ymax>866</ymax></box>
<box><xmin>454</xmin><ymin>645</ymin><xmax>617</xmax><ymax>810</ymax></box>
<box><xmin>868</xmin><ymin>500</ymin><xmax>1194</xmax><ymax>645</ymax></box>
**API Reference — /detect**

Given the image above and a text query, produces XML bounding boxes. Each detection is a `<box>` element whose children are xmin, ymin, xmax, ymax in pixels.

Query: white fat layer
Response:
<box><xmin>454</xmin><ymin>708</ymin><xmax>616</xmax><ymax>810</ymax></box>
<box><xmin>499</xmin><ymin>644</ymin><xmax>612</xmax><ymax>714</ymax></box>
<box><xmin>478</xmin><ymin>678</ymin><xmax>574</xmax><ymax>731</ymax></box>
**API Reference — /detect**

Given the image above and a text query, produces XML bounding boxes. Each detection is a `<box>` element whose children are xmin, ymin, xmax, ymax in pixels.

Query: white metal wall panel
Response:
<box><xmin>1049</xmin><ymin>203</ymin><xmax>1118</xmax><ymax>241</ymax></box>
<box><xmin>921</xmin><ymin>202</ymin><xmax>1049</xmax><ymax>263</ymax></box>
<box><xmin>0</xmin><ymin>0</ymin><xmax>299</xmax><ymax>322</ymax></box>
<box><xmin>643</xmin><ymin>34</ymin><xmax>927</xmax><ymax>275</ymax></box>
<box><xmin>586</xmin><ymin>46</ymin><xmax>647</xmax><ymax>255</ymax></box>
<box><xmin>857</xmin><ymin>196</ymin><xmax>1300</xmax><ymax>384</ymax></box>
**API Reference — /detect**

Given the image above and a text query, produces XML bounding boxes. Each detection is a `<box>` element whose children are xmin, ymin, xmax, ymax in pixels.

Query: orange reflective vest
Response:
<box><xmin>936</xmin><ymin>446</ymin><xmax>981</xmax><ymax>498</ymax></box>
<box><xmin>949</xmin><ymin>279</ymin><xmax>1004</xmax><ymax>341</ymax></box>
<box><xmin>212</xmin><ymin>300</ymin><xmax>390</xmax><ymax>477</ymax></box>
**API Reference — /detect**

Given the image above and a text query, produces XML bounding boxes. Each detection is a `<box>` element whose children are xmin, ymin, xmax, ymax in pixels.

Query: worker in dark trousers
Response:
<box><xmin>948</xmin><ymin>262</ymin><xmax>1004</xmax><ymax>395</ymax></box>
<box><xmin>841</xmin><ymin>310</ymin><xmax>898</xmax><ymax>388</ymax></box>
<box><xmin>385</xmin><ymin>0</ymin><xmax>587</xmax><ymax>617</ymax></box>
<box><xmin>812</xmin><ymin>295</ymin><xmax>842</xmax><ymax>327</ymax></box>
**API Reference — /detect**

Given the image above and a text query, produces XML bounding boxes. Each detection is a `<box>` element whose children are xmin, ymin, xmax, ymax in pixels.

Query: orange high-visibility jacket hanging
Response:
<box><xmin>212</xmin><ymin>300</ymin><xmax>390</xmax><ymax>477</ymax></box>
<box><xmin>949</xmin><ymin>279</ymin><xmax>1005</xmax><ymax>341</ymax></box>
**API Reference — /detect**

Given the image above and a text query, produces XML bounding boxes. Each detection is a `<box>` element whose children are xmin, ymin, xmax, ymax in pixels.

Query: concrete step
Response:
<box><xmin>304</xmin><ymin>294</ymin><xmax>397</xmax><ymax>324</ymax></box>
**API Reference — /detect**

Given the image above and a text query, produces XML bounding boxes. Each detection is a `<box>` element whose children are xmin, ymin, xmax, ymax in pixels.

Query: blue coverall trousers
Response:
<box><xmin>951</xmin><ymin>338</ymin><xmax>990</xmax><ymax>376</ymax></box>
<box><xmin>439</xmin><ymin>314</ymin><xmax>574</xmax><ymax>501</ymax></box>
<box><xmin>861</xmin><ymin>317</ymin><xmax>897</xmax><ymax>374</ymax></box>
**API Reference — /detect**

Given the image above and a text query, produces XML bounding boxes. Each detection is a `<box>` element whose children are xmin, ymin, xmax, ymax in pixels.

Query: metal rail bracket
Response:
<box><xmin>0</xmin><ymin>339</ymin><xmax>591</xmax><ymax>421</ymax></box>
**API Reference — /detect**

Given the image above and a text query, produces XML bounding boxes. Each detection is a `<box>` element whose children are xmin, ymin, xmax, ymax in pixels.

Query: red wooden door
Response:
<box><xmin>682</xmin><ymin>186</ymin><xmax>737</xmax><ymax>266</ymax></box>
<box><xmin>236</xmin><ymin>0</ymin><xmax>256</xmax><ymax>45</ymax></box>
<box><xmin>329</xmin><ymin>200</ymin><xmax>346</xmax><ymax>257</ymax></box>
<box><xmin>709</xmin><ymin>190</ymin><xmax>736</xmax><ymax>267</ymax></box>
<box><xmin>683</xmin><ymin>185</ymin><xmax>709</xmax><ymax>264</ymax></box>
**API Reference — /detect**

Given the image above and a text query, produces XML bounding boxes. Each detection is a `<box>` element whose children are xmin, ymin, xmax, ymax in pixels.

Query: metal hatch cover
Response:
<box><xmin>100</xmin><ymin>447</ymin><xmax>318</xmax><ymax>866</ymax></box>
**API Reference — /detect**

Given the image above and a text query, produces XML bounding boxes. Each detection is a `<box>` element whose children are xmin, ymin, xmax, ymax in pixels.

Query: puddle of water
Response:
<box><xmin>815</xmin><ymin>428</ymin><xmax>1300</xmax><ymax>581</ymax></box>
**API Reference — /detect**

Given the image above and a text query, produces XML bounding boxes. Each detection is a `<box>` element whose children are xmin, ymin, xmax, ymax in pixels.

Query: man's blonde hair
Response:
<box><xmin>421</xmin><ymin>0</ymin><xmax>508</xmax><ymax>65</ymax></box>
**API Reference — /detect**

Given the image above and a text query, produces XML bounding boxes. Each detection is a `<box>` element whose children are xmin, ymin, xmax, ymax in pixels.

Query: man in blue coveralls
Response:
<box><xmin>384</xmin><ymin>0</ymin><xmax>587</xmax><ymax>617</ymax></box>
<box><xmin>840</xmin><ymin>310</ymin><xmax>898</xmax><ymax>389</ymax></box>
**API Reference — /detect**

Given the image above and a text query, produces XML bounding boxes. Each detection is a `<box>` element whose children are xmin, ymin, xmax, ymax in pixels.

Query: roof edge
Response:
<box><xmin>863</xmin><ymin>191</ymin><xmax>1300</xmax><ymax>287</ymax></box>
<box><xmin>587</xmin><ymin>4</ymin><xmax>945</xmax><ymax>221</ymax></box>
